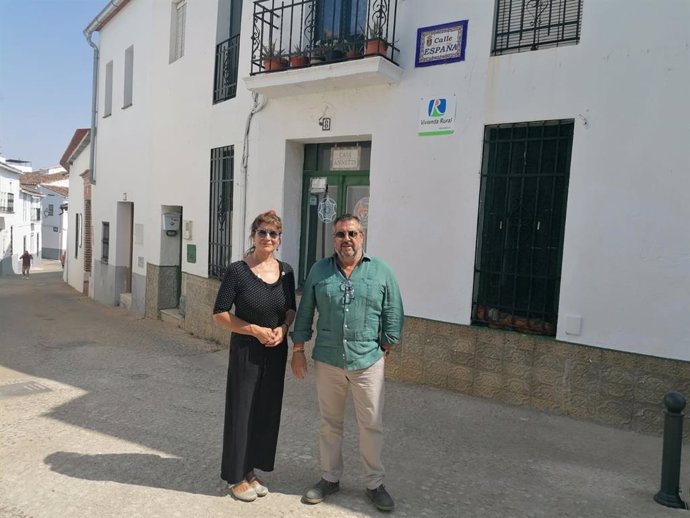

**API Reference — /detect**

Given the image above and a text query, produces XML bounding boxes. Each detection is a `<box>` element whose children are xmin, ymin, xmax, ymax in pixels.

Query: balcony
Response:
<box><xmin>213</xmin><ymin>34</ymin><xmax>241</xmax><ymax>104</ymax></box>
<box><xmin>245</xmin><ymin>0</ymin><xmax>402</xmax><ymax>98</ymax></box>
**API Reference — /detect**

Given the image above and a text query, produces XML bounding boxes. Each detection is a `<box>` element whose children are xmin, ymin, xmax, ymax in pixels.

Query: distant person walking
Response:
<box><xmin>19</xmin><ymin>251</ymin><xmax>33</xmax><ymax>278</ymax></box>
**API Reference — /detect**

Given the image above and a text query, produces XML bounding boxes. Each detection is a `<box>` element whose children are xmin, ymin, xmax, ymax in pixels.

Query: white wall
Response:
<box><xmin>236</xmin><ymin>0</ymin><xmax>690</xmax><ymax>360</ymax></box>
<box><xmin>93</xmin><ymin>0</ymin><xmax>155</xmax><ymax>280</ymax></box>
<box><xmin>91</xmin><ymin>0</ymin><xmax>690</xmax><ymax>361</ymax></box>
<box><xmin>65</xmin><ymin>142</ymin><xmax>90</xmax><ymax>292</ymax></box>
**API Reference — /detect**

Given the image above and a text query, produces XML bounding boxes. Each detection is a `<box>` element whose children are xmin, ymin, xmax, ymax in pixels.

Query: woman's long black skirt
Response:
<box><xmin>220</xmin><ymin>334</ymin><xmax>288</xmax><ymax>484</ymax></box>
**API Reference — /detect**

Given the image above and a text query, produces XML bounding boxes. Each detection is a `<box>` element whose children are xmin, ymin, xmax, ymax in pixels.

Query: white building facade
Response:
<box><xmin>61</xmin><ymin>129</ymin><xmax>92</xmax><ymax>294</ymax></box>
<box><xmin>84</xmin><ymin>0</ymin><xmax>690</xmax><ymax>433</ymax></box>
<box><xmin>0</xmin><ymin>159</ymin><xmax>42</xmax><ymax>274</ymax></box>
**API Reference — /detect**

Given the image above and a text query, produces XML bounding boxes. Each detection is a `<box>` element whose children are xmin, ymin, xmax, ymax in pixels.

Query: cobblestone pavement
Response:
<box><xmin>1</xmin><ymin>265</ymin><xmax>687</xmax><ymax>517</ymax></box>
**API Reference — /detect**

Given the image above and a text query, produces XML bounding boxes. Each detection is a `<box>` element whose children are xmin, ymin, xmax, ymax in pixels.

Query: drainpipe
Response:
<box><xmin>240</xmin><ymin>92</ymin><xmax>267</xmax><ymax>254</ymax></box>
<box><xmin>84</xmin><ymin>32</ymin><xmax>99</xmax><ymax>184</ymax></box>
<box><xmin>83</xmin><ymin>0</ymin><xmax>128</xmax><ymax>185</ymax></box>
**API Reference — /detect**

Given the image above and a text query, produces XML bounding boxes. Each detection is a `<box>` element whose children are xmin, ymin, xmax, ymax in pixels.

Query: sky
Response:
<box><xmin>0</xmin><ymin>0</ymin><xmax>102</xmax><ymax>170</ymax></box>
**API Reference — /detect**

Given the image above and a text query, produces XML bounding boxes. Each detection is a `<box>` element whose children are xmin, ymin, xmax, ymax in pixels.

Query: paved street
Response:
<box><xmin>1</xmin><ymin>264</ymin><xmax>688</xmax><ymax>517</ymax></box>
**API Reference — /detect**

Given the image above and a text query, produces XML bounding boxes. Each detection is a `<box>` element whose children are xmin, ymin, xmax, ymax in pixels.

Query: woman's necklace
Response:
<box><xmin>250</xmin><ymin>254</ymin><xmax>278</xmax><ymax>280</ymax></box>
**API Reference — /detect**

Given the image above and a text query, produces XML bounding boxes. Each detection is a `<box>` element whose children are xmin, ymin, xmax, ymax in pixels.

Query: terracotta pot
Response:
<box><xmin>364</xmin><ymin>39</ymin><xmax>388</xmax><ymax>56</ymax></box>
<box><xmin>289</xmin><ymin>55</ymin><xmax>310</xmax><ymax>68</ymax></box>
<box><xmin>346</xmin><ymin>49</ymin><xmax>362</xmax><ymax>59</ymax></box>
<box><xmin>262</xmin><ymin>57</ymin><xmax>286</xmax><ymax>71</ymax></box>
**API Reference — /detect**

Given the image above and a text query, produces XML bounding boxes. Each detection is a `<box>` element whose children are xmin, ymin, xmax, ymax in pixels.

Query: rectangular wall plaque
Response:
<box><xmin>330</xmin><ymin>146</ymin><xmax>361</xmax><ymax>170</ymax></box>
<box><xmin>415</xmin><ymin>20</ymin><xmax>468</xmax><ymax>68</ymax></box>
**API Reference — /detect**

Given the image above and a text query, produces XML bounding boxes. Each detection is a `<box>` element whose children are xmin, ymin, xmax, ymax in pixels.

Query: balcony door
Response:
<box><xmin>315</xmin><ymin>0</ymin><xmax>367</xmax><ymax>42</ymax></box>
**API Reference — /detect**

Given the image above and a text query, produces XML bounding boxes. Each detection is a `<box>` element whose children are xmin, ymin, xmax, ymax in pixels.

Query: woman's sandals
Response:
<box><xmin>230</xmin><ymin>481</ymin><xmax>257</xmax><ymax>502</ymax></box>
<box><xmin>230</xmin><ymin>477</ymin><xmax>268</xmax><ymax>501</ymax></box>
<box><xmin>249</xmin><ymin>476</ymin><xmax>269</xmax><ymax>497</ymax></box>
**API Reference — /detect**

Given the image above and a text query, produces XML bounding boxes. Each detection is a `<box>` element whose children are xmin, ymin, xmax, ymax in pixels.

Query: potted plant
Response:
<box><xmin>365</xmin><ymin>19</ymin><xmax>388</xmax><ymax>56</ymax></box>
<box><xmin>344</xmin><ymin>36</ymin><xmax>363</xmax><ymax>58</ymax></box>
<box><xmin>329</xmin><ymin>39</ymin><xmax>345</xmax><ymax>60</ymax></box>
<box><xmin>310</xmin><ymin>40</ymin><xmax>328</xmax><ymax>63</ymax></box>
<box><xmin>289</xmin><ymin>43</ymin><xmax>310</xmax><ymax>68</ymax></box>
<box><xmin>261</xmin><ymin>40</ymin><xmax>286</xmax><ymax>71</ymax></box>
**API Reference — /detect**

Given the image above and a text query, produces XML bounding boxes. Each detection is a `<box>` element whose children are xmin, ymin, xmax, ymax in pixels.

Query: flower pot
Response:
<box><xmin>262</xmin><ymin>57</ymin><xmax>287</xmax><ymax>71</ymax></box>
<box><xmin>346</xmin><ymin>49</ymin><xmax>362</xmax><ymax>59</ymax></box>
<box><xmin>364</xmin><ymin>39</ymin><xmax>388</xmax><ymax>57</ymax></box>
<box><xmin>289</xmin><ymin>55</ymin><xmax>310</xmax><ymax>68</ymax></box>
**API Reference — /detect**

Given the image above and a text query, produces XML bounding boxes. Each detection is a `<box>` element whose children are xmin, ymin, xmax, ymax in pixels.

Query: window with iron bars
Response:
<box><xmin>102</xmin><ymin>222</ymin><xmax>110</xmax><ymax>264</ymax></box>
<box><xmin>213</xmin><ymin>0</ymin><xmax>242</xmax><ymax>103</ymax></box>
<box><xmin>472</xmin><ymin>120</ymin><xmax>574</xmax><ymax>336</ymax></box>
<box><xmin>492</xmin><ymin>0</ymin><xmax>583</xmax><ymax>55</ymax></box>
<box><xmin>208</xmin><ymin>146</ymin><xmax>234</xmax><ymax>280</ymax></box>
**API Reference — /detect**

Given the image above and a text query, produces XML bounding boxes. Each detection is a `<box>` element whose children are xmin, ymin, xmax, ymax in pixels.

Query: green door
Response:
<box><xmin>299</xmin><ymin>143</ymin><xmax>371</xmax><ymax>286</ymax></box>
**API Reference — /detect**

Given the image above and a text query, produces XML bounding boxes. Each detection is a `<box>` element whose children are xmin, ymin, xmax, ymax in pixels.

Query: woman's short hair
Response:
<box><xmin>250</xmin><ymin>210</ymin><xmax>283</xmax><ymax>234</ymax></box>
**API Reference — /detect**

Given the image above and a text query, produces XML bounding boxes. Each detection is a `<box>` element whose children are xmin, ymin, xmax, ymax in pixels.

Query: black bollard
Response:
<box><xmin>653</xmin><ymin>391</ymin><xmax>687</xmax><ymax>509</ymax></box>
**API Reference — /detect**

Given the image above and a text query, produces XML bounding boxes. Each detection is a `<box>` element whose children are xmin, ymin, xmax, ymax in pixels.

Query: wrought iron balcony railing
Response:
<box><xmin>0</xmin><ymin>205</ymin><xmax>13</xmax><ymax>213</ymax></box>
<box><xmin>213</xmin><ymin>34</ymin><xmax>241</xmax><ymax>103</ymax></box>
<box><xmin>250</xmin><ymin>0</ymin><xmax>398</xmax><ymax>75</ymax></box>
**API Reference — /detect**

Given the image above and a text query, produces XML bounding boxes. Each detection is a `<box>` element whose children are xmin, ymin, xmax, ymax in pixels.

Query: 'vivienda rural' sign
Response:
<box><xmin>415</xmin><ymin>20</ymin><xmax>468</xmax><ymax>68</ymax></box>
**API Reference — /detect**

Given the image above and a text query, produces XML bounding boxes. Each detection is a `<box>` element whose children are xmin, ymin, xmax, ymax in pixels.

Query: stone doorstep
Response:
<box><xmin>160</xmin><ymin>308</ymin><xmax>184</xmax><ymax>328</ymax></box>
<box><xmin>119</xmin><ymin>292</ymin><xmax>132</xmax><ymax>310</ymax></box>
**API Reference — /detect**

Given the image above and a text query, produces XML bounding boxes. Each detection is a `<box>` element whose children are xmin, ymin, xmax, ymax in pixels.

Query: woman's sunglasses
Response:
<box><xmin>255</xmin><ymin>229</ymin><xmax>281</xmax><ymax>239</ymax></box>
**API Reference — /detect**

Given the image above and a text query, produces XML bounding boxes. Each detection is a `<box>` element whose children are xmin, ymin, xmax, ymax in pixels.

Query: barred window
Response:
<box><xmin>472</xmin><ymin>120</ymin><xmax>574</xmax><ymax>336</ymax></box>
<box><xmin>208</xmin><ymin>146</ymin><xmax>234</xmax><ymax>280</ymax></box>
<box><xmin>492</xmin><ymin>0</ymin><xmax>583</xmax><ymax>55</ymax></box>
<box><xmin>102</xmin><ymin>222</ymin><xmax>110</xmax><ymax>264</ymax></box>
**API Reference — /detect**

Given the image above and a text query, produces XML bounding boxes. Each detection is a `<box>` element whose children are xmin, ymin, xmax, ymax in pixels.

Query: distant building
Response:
<box><xmin>60</xmin><ymin>129</ymin><xmax>92</xmax><ymax>294</ymax></box>
<box><xmin>19</xmin><ymin>168</ymin><xmax>69</xmax><ymax>260</ymax></box>
<box><xmin>0</xmin><ymin>158</ymin><xmax>41</xmax><ymax>274</ymax></box>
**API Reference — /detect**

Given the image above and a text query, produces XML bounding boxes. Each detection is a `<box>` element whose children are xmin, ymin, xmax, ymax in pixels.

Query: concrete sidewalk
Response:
<box><xmin>0</xmin><ymin>271</ymin><xmax>688</xmax><ymax>517</ymax></box>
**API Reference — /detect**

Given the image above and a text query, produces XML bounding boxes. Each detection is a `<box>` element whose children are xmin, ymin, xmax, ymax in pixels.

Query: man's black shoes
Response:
<box><xmin>366</xmin><ymin>484</ymin><xmax>394</xmax><ymax>512</ymax></box>
<box><xmin>302</xmin><ymin>478</ymin><xmax>340</xmax><ymax>504</ymax></box>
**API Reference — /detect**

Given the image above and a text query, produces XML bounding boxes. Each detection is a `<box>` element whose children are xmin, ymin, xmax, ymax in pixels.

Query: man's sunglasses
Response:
<box><xmin>255</xmin><ymin>229</ymin><xmax>281</xmax><ymax>239</ymax></box>
<box><xmin>334</xmin><ymin>230</ymin><xmax>361</xmax><ymax>239</ymax></box>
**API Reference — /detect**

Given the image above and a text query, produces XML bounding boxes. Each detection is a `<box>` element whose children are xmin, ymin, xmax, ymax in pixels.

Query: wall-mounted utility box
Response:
<box><xmin>162</xmin><ymin>213</ymin><xmax>180</xmax><ymax>231</ymax></box>
<box><xmin>183</xmin><ymin>220</ymin><xmax>192</xmax><ymax>240</ymax></box>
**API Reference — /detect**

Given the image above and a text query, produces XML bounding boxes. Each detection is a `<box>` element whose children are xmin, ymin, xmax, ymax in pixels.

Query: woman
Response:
<box><xmin>212</xmin><ymin>210</ymin><xmax>296</xmax><ymax>502</ymax></box>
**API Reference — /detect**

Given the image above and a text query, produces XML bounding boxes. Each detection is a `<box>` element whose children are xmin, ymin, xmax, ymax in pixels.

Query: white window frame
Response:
<box><xmin>170</xmin><ymin>0</ymin><xmax>187</xmax><ymax>63</ymax></box>
<box><xmin>104</xmin><ymin>60</ymin><xmax>113</xmax><ymax>117</ymax></box>
<box><xmin>123</xmin><ymin>45</ymin><xmax>134</xmax><ymax>108</ymax></box>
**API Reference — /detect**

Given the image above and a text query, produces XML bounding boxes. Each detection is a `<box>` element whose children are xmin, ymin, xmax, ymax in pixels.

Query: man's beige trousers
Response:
<box><xmin>314</xmin><ymin>357</ymin><xmax>385</xmax><ymax>490</ymax></box>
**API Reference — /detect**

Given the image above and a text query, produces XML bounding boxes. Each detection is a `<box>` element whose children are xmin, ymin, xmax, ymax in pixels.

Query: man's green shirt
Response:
<box><xmin>292</xmin><ymin>254</ymin><xmax>404</xmax><ymax>371</ymax></box>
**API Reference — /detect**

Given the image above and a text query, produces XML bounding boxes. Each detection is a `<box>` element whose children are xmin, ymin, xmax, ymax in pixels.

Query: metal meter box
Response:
<box><xmin>162</xmin><ymin>213</ymin><xmax>180</xmax><ymax>231</ymax></box>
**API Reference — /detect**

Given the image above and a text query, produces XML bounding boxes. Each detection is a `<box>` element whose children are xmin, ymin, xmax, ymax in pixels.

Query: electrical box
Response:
<box><xmin>162</xmin><ymin>213</ymin><xmax>180</xmax><ymax>231</ymax></box>
<box><xmin>183</xmin><ymin>220</ymin><xmax>192</xmax><ymax>240</ymax></box>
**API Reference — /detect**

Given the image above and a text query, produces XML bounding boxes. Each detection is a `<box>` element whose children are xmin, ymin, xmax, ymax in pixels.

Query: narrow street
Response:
<box><xmin>0</xmin><ymin>266</ymin><xmax>685</xmax><ymax>517</ymax></box>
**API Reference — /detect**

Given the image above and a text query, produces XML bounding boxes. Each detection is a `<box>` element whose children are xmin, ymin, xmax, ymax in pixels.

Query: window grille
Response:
<box><xmin>213</xmin><ymin>35</ymin><xmax>241</xmax><ymax>103</ymax></box>
<box><xmin>102</xmin><ymin>222</ymin><xmax>110</xmax><ymax>264</ymax></box>
<box><xmin>213</xmin><ymin>0</ymin><xmax>242</xmax><ymax>102</ymax></box>
<box><xmin>208</xmin><ymin>146</ymin><xmax>234</xmax><ymax>280</ymax></box>
<box><xmin>492</xmin><ymin>0</ymin><xmax>583</xmax><ymax>55</ymax></box>
<box><xmin>472</xmin><ymin>120</ymin><xmax>574</xmax><ymax>336</ymax></box>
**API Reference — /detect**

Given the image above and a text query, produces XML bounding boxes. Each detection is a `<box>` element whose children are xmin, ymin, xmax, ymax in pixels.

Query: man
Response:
<box><xmin>19</xmin><ymin>250</ymin><xmax>33</xmax><ymax>278</ymax></box>
<box><xmin>291</xmin><ymin>213</ymin><xmax>404</xmax><ymax>512</ymax></box>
